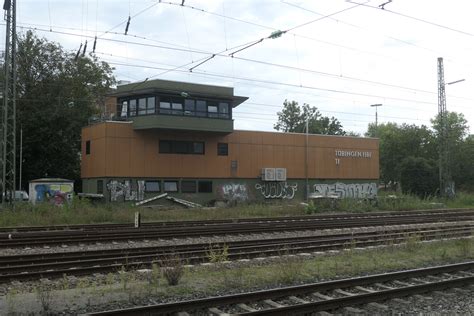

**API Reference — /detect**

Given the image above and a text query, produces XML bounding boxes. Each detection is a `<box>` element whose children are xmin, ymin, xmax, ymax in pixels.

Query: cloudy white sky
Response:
<box><xmin>7</xmin><ymin>0</ymin><xmax>474</xmax><ymax>135</ymax></box>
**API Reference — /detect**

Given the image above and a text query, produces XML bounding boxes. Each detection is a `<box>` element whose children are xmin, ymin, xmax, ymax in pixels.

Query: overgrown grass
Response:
<box><xmin>3</xmin><ymin>237</ymin><xmax>473</xmax><ymax>315</ymax></box>
<box><xmin>305</xmin><ymin>191</ymin><xmax>474</xmax><ymax>214</ymax></box>
<box><xmin>0</xmin><ymin>192</ymin><xmax>473</xmax><ymax>227</ymax></box>
<box><xmin>152</xmin><ymin>237</ymin><xmax>474</xmax><ymax>297</ymax></box>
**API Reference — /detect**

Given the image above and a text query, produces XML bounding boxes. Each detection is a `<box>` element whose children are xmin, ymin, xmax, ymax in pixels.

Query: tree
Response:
<box><xmin>399</xmin><ymin>156</ymin><xmax>438</xmax><ymax>197</ymax></box>
<box><xmin>365</xmin><ymin>122</ymin><xmax>436</xmax><ymax>187</ymax></box>
<box><xmin>15</xmin><ymin>31</ymin><xmax>115</xmax><ymax>190</ymax></box>
<box><xmin>454</xmin><ymin>135</ymin><xmax>474</xmax><ymax>191</ymax></box>
<box><xmin>431</xmin><ymin>112</ymin><xmax>470</xmax><ymax>192</ymax></box>
<box><xmin>274</xmin><ymin>100</ymin><xmax>345</xmax><ymax>135</ymax></box>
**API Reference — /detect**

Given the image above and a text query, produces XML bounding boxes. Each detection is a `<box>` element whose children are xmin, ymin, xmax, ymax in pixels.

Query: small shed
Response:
<box><xmin>29</xmin><ymin>178</ymin><xmax>74</xmax><ymax>205</ymax></box>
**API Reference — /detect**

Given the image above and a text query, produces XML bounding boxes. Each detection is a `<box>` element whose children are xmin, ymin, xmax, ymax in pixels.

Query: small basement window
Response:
<box><xmin>164</xmin><ymin>181</ymin><xmax>178</xmax><ymax>192</ymax></box>
<box><xmin>181</xmin><ymin>180</ymin><xmax>197</xmax><ymax>193</ymax></box>
<box><xmin>86</xmin><ymin>140</ymin><xmax>91</xmax><ymax>155</ymax></box>
<box><xmin>145</xmin><ymin>181</ymin><xmax>160</xmax><ymax>192</ymax></box>
<box><xmin>97</xmin><ymin>180</ymin><xmax>103</xmax><ymax>194</ymax></box>
<box><xmin>217</xmin><ymin>143</ymin><xmax>228</xmax><ymax>156</ymax></box>
<box><xmin>198</xmin><ymin>180</ymin><xmax>212</xmax><ymax>193</ymax></box>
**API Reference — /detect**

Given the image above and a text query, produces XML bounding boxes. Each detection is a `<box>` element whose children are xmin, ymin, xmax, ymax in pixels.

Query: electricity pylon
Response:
<box><xmin>1</xmin><ymin>0</ymin><xmax>17</xmax><ymax>204</ymax></box>
<box><xmin>437</xmin><ymin>57</ymin><xmax>453</xmax><ymax>198</ymax></box>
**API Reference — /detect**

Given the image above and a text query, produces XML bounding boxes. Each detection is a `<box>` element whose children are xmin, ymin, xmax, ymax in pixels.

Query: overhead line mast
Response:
<box><xmin>1</xmin><ymin>0</ymin><xmax>17</xmax><ymax>204</ymax></box>
<box><xmin>437</xmin><ymin>57</ymin><xmax>453</xmax><ymax>198</ymax></box>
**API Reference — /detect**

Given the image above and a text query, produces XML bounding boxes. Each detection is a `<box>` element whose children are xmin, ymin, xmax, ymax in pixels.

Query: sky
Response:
<box><xmin>6</xmin><ymin>0</ymin><xmax>474</xmax><ymax>135</ymax></box>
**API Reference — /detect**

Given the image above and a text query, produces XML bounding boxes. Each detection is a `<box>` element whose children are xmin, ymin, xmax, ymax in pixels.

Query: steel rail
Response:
<box><xmin>84</xmin><ymin>261</ymin><xmax>474</xmax><ymax>315</ymax></box>
<box><xmin>1</xmin><ymin>214</ymin><xmax>472</xmax><ymax>248</ymax></box>
<box><xmin>0</xmin><ymin>224</ymin><xmax>469</xmax><ymax>265</ymax></box>
<box><xmin>1</xmin><ymin>208</ymin><xmax>472</xmax><ymax>233</ymax></box>
<box><xmin>0</xmin><ymin>226</ymin><xmax>471</xmax><ymax>283</ymax></box>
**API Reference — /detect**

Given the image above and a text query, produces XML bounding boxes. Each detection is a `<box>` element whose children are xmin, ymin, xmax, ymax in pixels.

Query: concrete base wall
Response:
<box><xmin>83</xmin><ymin>178</ymin><xmax>378</xmax><ymax>205</ymax></box>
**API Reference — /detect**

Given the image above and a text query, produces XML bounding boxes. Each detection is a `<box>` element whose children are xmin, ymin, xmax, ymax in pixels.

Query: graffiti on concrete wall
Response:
<box><xmin>107</xmin><ymin>180</ymin><xmax>145</xmax><ymax>202</ymax></box>
<box><xmin>33</xmin><ymin>183</ymin><xmax>74</xmax><ymax>205</ymax></box>
<box><xmin>218</xmin><ymin>183</ymin><xmax>249</xmax><ymax>202</ymax></box>
<box><xmin>255</xmin><ymin>182</ymin><xmax>298</xmax><ymax>199</ymax></box>
<box><xmin>313</xmin><ymin>182</ymin><xmax>377</xmax><ymax>199</ymax></box>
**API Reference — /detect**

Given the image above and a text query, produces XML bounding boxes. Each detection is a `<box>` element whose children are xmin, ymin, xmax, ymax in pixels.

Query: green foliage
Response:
<box><xmin>399</xmin><ymin>156</ymin><xmax>438</xmax><ymax>197</ymax></box>
<box><xmin>16</xmin><ymin>30</ymin><xmax>115</xmax><ymax>189</ymax></box>
<box><xmin>274</xmin><ymin>100</ymin><xmax>346</xmax><ymax>135</ymax></box>
<box><xmin>206</xmin><ymin>243</ymin><xmax>229</xmax><ymax>263</ymax></box>
<box><xmin>366</xmin><ymin>112</ymin><xmax>472</xmax><ymax>193</ymax></box>
<box><xmin>366</xmin><ymin>122</ymin><xmax>436</xmax><ymax>187</ymax></box>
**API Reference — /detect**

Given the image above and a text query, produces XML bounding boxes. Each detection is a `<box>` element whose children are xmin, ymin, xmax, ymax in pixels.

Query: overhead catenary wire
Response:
<box><xmin>104</xmin><ymin>53</ymin><xmax>474</xmax><ymax>104</ymax></box>
<box><xmin>346</xmin><ymin>0</ymin><xmax>474</xmax><ymax>38</ymax></box>
<box><xmin>11</xmin><ymin>3</ymin><xmax>474</xmax><ymax>129</ymax></box>
<box><xmin>12</xmin><ymin>25</ymin><xmax>473</xmax><ymax>113</ymax></box>
<box><xmin>19</xmin><ymin>25</ymin><xmax>462</xmax><ymax>101</ymax></box>
<box><xmin>190</xmin><ymin>1</ymin><xmax>366</xmax><ymax>70</ymax></box>
<box><xmin>105</xmin><ymin>60</ymin><xmax>441</xmax><ymax>106</ymax></box>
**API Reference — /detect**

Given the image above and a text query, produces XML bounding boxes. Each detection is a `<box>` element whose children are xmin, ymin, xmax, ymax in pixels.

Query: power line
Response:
<box><xmin>105</xmin><ymin>60</ymin><xmax>440</xmax><ymax>106</ymax></box>
<box><xmin>241</xmin><ymin>102</ymin><xmax>432</xmax><ymax>123</ymax></box>
<box><xmin>24</xmin><ymin>25</ymin><xmax>417</xmax><ymax>99</ymax></box>
<box><xmin>78</xmin><ymin>38</ymin><xmax>474</xmax><ymax>103</ymax></box>
<box><xmin>12</xmin><ymin>23</ymin><xmax>473</xmax><ymax>102</ymax></box>
<box><xmin>346</xmin><ymin>1</ymin><xmax>474</xmax><ymax>38</ymax></box>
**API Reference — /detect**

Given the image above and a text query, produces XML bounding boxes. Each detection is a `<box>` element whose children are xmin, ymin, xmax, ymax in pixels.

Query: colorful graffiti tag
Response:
<box><xmin>33</xmin><ymin>183</ymin><xmax>74</xmax><ymax>205</ymax></box>
<box><xmin>255</xmin><ymin>182</ymin><xmax>298</xmax><ymax>199</ymax></box>
<box><xmin>313</xmin><ymin>182</ymin><xmax>377</xmax><ymax>199</ymax></box>
<box><xmin>107</xmin><ymin>180</ymin><xmax>145</xmax><ymax>202</ymax></box>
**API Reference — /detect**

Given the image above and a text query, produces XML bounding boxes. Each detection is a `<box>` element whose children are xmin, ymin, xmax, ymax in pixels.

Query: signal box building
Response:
<box><xmin>81</xmin><ymin>79</ymin><xmax>379</xmax><ymax>204</ymax></box>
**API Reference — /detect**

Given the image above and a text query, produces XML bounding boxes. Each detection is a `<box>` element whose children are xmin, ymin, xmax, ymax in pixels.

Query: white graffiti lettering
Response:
<box><xmin>255</xmin><ymin>182</ymin><xmax>298</xmax><ymax>199</ymax></box>
<box><xmin>107</xmin><ymin>180</ymin><xmax>145</xmax><ymax>202</ymax></box>
<box><xmin>313</xmin><ymin>182</ymin><xmax>377</xmax><ymax>199</ymax></box>
<box><xmin>220</xmin><ymin>183</ymin><xmax>249</xmax><ymax>201</ymax></box>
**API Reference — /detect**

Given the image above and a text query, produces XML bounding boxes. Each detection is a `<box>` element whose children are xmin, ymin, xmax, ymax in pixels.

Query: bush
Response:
<box><xmin>399</xmin><ymin>156</ymin><xmax>438</xmax><ymax>198</ymax></box>
<box><xmin>159</xmin><ymin>254</ymin><xmax>184</xmax><ymax>286</ymax></box>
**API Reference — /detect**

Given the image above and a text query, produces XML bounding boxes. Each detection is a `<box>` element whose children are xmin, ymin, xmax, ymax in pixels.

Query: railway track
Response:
<box><xmin>1</xmin><ymin>210</ymin><xmax>473</xmax><ymax>248</ymax></box>
<box><xmin>86</xmin><ymin>261</ymin><xmax>474</xmax><ymax>315</ymax></box>
<box><xmin>0</xmin><ymin>224</ymin><xmax>471</xmax><ymax>283</ymax></box>
<box><xmin>1</xmin><ymin>208</ymin><xmax>472</xmax><ymax>233</ymax></box>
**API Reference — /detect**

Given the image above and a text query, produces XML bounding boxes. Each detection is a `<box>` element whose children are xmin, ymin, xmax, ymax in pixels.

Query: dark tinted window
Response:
<box><xmin>181</xmin><ymin>180</ymin><xmax>197</xmax><ymax>193</ymax></box>
<box><xmin>184</xmin><ymin>99</ymin><xmax>195</xmax><ymax>115</ymax></box>
<box><xmin>129</xmin><ymin>99</ymin><xmax>137</xmax><ymax>116</ymax></box>
<box><xmin>97</xmin><ymin>180</ymin><xmax>103</xmax><ymax>194</ymax></box>
<box><xmin>145</xmin><ymin>181</ymin><xmax>160</xmax><ymax>192</ymax></box>
<box><xmin>159</xmin><ymin>98</ymin><xmax>171</xmax><ymax>114</ymax></box>
<box><xmin>159</xmin><ymin>140</ymin><xmax>204</xmax><ymax>155</ymax></box>
<box><xmin>217</xmin><ymin>143</ymin><xmax>228</xmax><ymax>156</ymax></box>
<box><xmin>196</xmin><ymin>100</ymin><xmax>206</xmax><ymax>117</ymax></box>
<box><xmin>164</xmin><ymin>181</ymin><xmax>178</xmax><ymax>192</ymax></box>
<box><xmin>198</xmin><ymin>181</ymin><xmax>212</xmax><ymax>193</ymax></box>
<box><xmin>147</xmin><ymin>97</ymin><xmax>156</xmax><ymax>114</ymax></box>
<box><xmin>86</xmin><ymin>140</ymin><xmax>91</xmax><ymax>155</ymax></box>
<box><xmin>138</xmin><ymin>98</ymin><xmax>147</xmax><ymax>115</ymax></box>
<box><xmin>159</xmin><ymin>140</ymin><xmax>172</xmax><ymax>153</ymax></box>
<box><xmin>219</xmin><ymin>102</ymin><xmax>229</xmax><ymax>118</ymax></box>
<box><xmin>194</xmin><ymin>142</ymin><xmax>204</xmax><ymax>154</ymax></box>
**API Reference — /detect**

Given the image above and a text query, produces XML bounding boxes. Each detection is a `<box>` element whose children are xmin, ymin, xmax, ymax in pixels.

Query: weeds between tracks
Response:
<box><xmin>2</xmin><ymin>236</ymin><xmax>473</xmax><ymax>315</ymax></box>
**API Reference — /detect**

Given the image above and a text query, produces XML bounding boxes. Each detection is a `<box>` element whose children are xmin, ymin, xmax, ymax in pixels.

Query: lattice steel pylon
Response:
<box><xmin>437</xmin><ymin>57</ymin><xmax>453</xmax><ymax>198</ymax></box>
<box><xmin>0</xmin><ymin>0</ymin><xmax>16</xmax><ymax>204</ymax></box>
